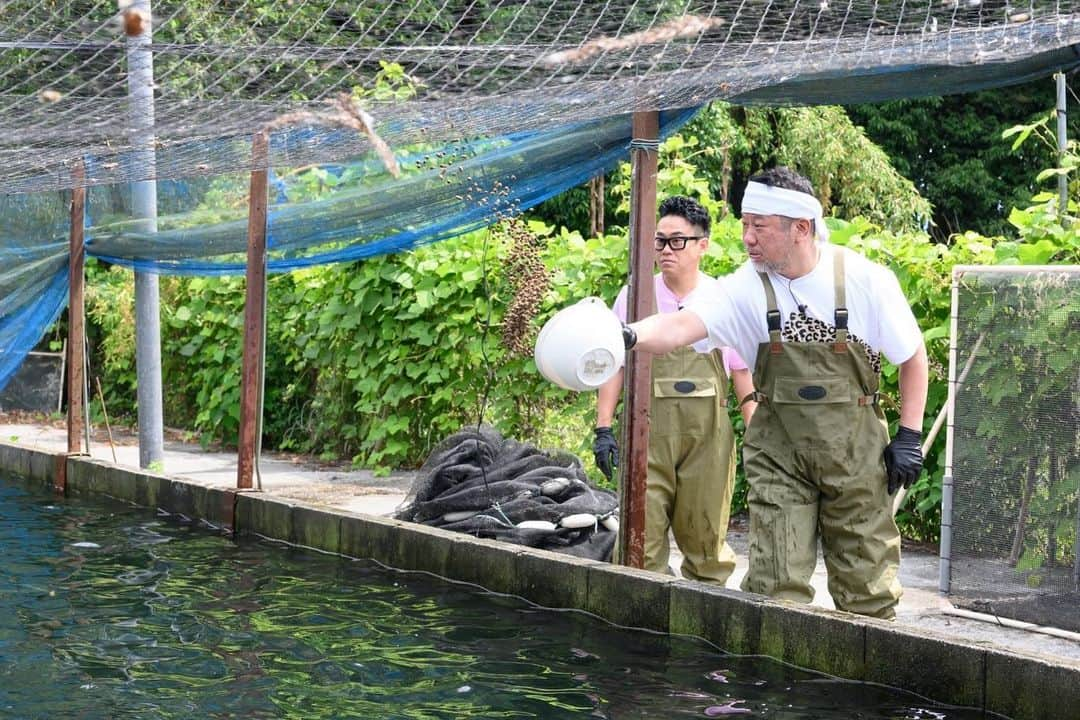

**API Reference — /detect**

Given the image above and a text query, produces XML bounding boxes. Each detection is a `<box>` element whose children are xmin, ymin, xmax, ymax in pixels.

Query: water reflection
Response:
<box><xmin>0</xmin><ymin>479</ymin><xmax>987</xmax><ymax>719</ymax></box>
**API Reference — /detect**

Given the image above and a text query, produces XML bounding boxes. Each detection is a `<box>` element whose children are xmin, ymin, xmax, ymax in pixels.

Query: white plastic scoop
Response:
<box><xmin>534</xmin><ymin>297</ymin><xmax>625</xmax><ymax>391</ymax></box>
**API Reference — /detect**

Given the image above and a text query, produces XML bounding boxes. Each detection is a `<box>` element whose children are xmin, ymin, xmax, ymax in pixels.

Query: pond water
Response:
<box><xmin>0</xmin><ymin>476</ymin><xmax>992</xmax><ymax>719</ymax></box>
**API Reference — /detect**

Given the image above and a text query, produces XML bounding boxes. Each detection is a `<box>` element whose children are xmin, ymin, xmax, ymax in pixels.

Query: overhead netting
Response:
<box><xmin>2</xmin><ymin>1</ymin><xmax>1080</xmax><ymax>193</ymax></box>
<box><xmin>945</xmin><ymin>267</ymin><xmax>1079</xmax><ymax>632</ymax></box>
<box><xmin>394</xmin><ymin>426</ymin><xmax>619</xmax><ymax>560</ymax></box>
<box><xmin>2</xmin><ymin>2</ymin><xmax>1080</xmax><ymax>388</ymax></box>
<box><xmin>0</xmin><ymin>107</ymin><xmax>694</xmax><ymax>390</ymax></box>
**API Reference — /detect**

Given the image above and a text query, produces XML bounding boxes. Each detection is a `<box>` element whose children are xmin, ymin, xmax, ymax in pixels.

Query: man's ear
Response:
<box><xmin>792</xmin><ymin>218</ymin><xmax>813</xmax><ymax>241</ymax></box>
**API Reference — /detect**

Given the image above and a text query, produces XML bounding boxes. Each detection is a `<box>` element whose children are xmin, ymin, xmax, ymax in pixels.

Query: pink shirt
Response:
<box><xmin>611</xmin><ymin>271</ymin><xmax>747</xmax><ymax>376</ymax></box>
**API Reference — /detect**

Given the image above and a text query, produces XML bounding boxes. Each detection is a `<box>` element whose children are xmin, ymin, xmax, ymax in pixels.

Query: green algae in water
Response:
<box><xmin>0</xmin><ymin>477</ymin><xmax>990</xmax><ymax>719</ymax></box>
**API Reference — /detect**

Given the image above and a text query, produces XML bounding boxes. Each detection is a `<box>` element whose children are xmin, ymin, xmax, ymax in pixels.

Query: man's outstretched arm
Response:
<box><xmin>625</xmin><ymin>309</ymin><xmax>708</xmax><ymax>354</ymax></box>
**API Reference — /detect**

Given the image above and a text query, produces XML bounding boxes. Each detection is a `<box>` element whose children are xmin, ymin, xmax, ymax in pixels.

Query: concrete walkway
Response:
<box><xmin>3</xmin><ymin>416</ymin><xmax>1078</xmax><ymax>666</ymax></box>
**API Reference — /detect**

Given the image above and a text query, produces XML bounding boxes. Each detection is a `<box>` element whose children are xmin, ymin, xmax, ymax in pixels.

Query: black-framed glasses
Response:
<box><xmin>654</xmin><ymin>235</ymin><xmax>705</xmax><ymax>251</ymax></box>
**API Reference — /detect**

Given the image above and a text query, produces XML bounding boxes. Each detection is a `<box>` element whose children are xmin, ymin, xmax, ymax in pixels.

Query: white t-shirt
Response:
<box><xmin>685</xmin><ymin>244</ymin><xmax>922</xmax><ymax>370</ymax></box>
<box><xmin>612</xmin><ymin>271</ymin><xmax>747</xmax><ymax>375</ymax></box>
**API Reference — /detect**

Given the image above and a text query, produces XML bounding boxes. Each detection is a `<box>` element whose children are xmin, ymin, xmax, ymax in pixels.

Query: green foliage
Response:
<box><xmin>533</xmin><ymin>101</ymin><xmax>930</xmax><ymax>238</ymax></box>
<box><xmin>85</xmin><ymin>260</ymin><xmax>139</xmax><ymax>417</ymax></box>
<box><xmin>847</xmin><ymin>78</ymin><xmax>1080</xmax><ymax>239</ymax></box>
<box><xmin>774</xmin><ymin>107</ymin><xmax>932</xmax><ymax>230</ymax></box>
<box><xmin>610</xmin><ymin>133</ymin><xmax>728</xmax><ymax>221</ymax></box>
<box><xmin>81</xmin><ymin>85</ymin><xmax>1079</xmax><ymax>546</ymax></box>
<box><xmin>351</xmin><ymin>61</ymin><xmax>422</xmax><ymax>102</ymax></box>
<box><xmin>680</xmin><ymin>103</ymin><xmax>931</xmax><ymax>232</ymax></box>
<box><xmin>86</xmin><ymin>197</ymin><xmax>1075</xmax><ymax>542</ymax></box>
<box><xmin>941</xmin><ymin>125</ymin><xmax>1079</xmax><ymax>570</ymax></box>
<box><xmin>838</xmin><ymin>198</ymin><xmax>1077</xmax><ymax>541</ymax></box>
<box><xmin>951</xmin><ymin>271</ymin><xmax>1078</xmax><ymax>575</ymax></box>
<box><xmin>96</xmin><ymin>221</ymin><xmax>623</xmax><ymax>476</ymax></box>
<box><xmin>162</xmin><ymin>276</ymin><xmax>248</xmax><ymax>444</ymax></box>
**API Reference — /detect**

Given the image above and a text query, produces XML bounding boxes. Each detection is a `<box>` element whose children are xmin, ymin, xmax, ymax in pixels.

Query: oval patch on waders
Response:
<box><xmin>673</xmin><ymin>381</ymin><xmax>697</xmax><ymax>394</ymax></box>
<box><xmin>797</xmin><ymin>385</ymin><xmax>827</xmax><ymax>400</ymax></box>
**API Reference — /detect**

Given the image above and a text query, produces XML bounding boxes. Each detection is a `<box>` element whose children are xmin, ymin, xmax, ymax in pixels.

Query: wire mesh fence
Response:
<box><xmin>944</xmin><ymin>266</ymin><xmax>1079</xmax><ymax>632</ymax></box>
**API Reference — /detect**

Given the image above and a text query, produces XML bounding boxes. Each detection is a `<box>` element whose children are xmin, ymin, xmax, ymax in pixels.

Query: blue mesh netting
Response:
<box><xmin>0</xmin><ymin>188</ymin><xmax>72</xmax><ymax>392</ymax></box>
<box><xmin>0</xmin><ymin>108</ymin><xmax>696</xmax><ymax>391</ymax></box>
<box><xmin>0</xmin><ymin>267</ymin><xmax>68</xmax><ymax>395</ymax></box>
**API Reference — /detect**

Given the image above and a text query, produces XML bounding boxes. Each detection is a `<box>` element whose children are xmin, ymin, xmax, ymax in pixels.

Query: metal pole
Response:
<box><xmin>617</xmin><ymin>112</ymin><xmax>658</xmax><ymax>569</ymax></box>
<box><xmin>237</xmin><ymin>131</ymin><xmax>269</xmax><ymax>490</ymax></box>
<box><xmin>1054</xmin><ymin>74</ymin><xmax>1071</xmax><ymax>591</ymax></box>
<box><xmin>127</xmin><ymin>0</ymin><xmax>164</xmax><ymax>469</ymax></box>
<box><xmin>1075</xmin><ymin>360</ymin><xmax>1080</xmax><ymax>592</ymax></box>
<box><xmin>1073</xmin><ymin>456</ymin><xmax>1079</xmax><ymax>592</ymax></box>
<box><xmin>893</xmin><ymin>332</ymin><xmax>985</xmax><ymax>516</ymax></box>
<box><xmin>1056</xmin><ymin>72</ymin><xmax>1069</xmax><ymax>221</ymax></box>
<box><xmin>67</xmin><ymin>164</ymin><xmax>86</xmax><ymax>457</ymax></box>
<box><xmin>938</xmin><ymin>269</ymin><xmax>963</xmax><ymax>595</ymax></box>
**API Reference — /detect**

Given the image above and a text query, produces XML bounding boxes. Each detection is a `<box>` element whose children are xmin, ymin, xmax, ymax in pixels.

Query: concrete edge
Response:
<box><xmin>2</xmin><ymin>440</ymin><xmax>1078</xmax><ymax>720</ymax></box>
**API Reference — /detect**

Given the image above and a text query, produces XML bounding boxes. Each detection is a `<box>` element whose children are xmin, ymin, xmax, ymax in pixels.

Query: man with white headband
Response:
<box><xmin>620</xmin><ymin>167</ymin><xmax>928</xmax><ymax>619</ymax></box>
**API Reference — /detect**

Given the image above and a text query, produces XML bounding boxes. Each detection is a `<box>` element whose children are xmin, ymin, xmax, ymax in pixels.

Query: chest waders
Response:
<box><xmin>643</xmin><ymin>345</ymin><xmax>737</xmax><ymax>583</ymax></box>
<box><xmin>739</xmin><ymin>250</ymin><xmax>902</xmax><ymax>619</ymax></box>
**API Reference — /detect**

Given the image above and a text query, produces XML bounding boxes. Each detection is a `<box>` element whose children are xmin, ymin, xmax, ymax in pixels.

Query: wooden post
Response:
<box><xmin>237</xmin><ymin>132</ymin><xmax>269</xmax><ymax>490</ymax></box>
<box><xmin>617</xmin><ymin>111</ymin><xmax>659</xmax><ymax>568</ymax></box>
<box><xmin>66</xmin><ymin>163</ymin><xmax>86</xmax><ymax>458</ymax></box>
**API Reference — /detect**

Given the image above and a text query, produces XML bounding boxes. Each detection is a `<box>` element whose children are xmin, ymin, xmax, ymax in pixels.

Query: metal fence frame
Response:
<box><xmin>940</xmin><ymin>264</ymin><xmax>1080</xmax><ymax>596</ymax></box>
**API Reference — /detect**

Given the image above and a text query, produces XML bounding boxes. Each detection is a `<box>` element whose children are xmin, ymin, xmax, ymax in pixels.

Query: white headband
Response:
<box><xmin>741</xmin><ymin>181</ymin><xmax>829</xmax><ymax>242</ymax></box>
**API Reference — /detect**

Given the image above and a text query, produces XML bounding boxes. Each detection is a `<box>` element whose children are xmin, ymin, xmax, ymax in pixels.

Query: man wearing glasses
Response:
<box><xmin>620</xmin><ymin>168</ymin><xmax>928</xmax><ymax>619</ymax></box>
<box><xmin>593</xmin><ymin>195</ymin><xmax>756</xmax><ymax>584</ymax></box>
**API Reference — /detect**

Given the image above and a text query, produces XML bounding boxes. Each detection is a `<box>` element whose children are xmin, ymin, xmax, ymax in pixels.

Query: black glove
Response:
<box><xmin>883</xmin><ymin>426</ymin><xmax>923</xmax><ymax>495</ymax></box>
<box><xmin>593</xmin><ymin>426</ymin><xmax>619</xmax><ymax>480</ymax></box>
<box><xmin>621</xmin><ymin>323</ymin><xmax>637</xmax><ymax>350</ymax></box>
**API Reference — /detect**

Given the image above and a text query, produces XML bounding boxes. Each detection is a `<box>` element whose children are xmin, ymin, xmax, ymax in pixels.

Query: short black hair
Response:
<box><xmin>658</xmin><ymin>195</ymin><xmax>710</xmax><ymax>235</ymax></box>
<box><xmin>748</xmin><ymin>166</ymin><xmax>815</xmax><ymax>197</ymax></box>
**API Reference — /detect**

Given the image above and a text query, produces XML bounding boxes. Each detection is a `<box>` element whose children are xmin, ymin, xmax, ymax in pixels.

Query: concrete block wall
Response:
<box><xmin>1</xmin><ymin>440</ymin><xmax>1077</xmax><ymax>720</ymax></box>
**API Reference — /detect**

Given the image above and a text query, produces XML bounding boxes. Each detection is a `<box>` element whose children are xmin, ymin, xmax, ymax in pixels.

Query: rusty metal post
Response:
<box><xmin>617</xmin><ymin>111</ymin><xmax>659</xmax><ymax>568</ymax></box>
<box><xmin>237</xmin><ymin>132</ymin><xmax>269</xmax><ymax>490</ymax></box>
<box><xmin>66</xmin><ymin>163</ymin><xmax>86</xmax><ymax>457</ymax></box>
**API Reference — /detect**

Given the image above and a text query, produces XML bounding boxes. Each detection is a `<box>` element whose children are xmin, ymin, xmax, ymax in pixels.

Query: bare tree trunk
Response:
<box><xmin>588</xmin><ymin>175</ymin><xmax>605</xmax><ymax>238</ymax></box>
<box><xmin>1009</xmin><ymin>456</ymin><xmax>1039</xmax><ymax>566</ymax></box>
<box><xmin>720</xmin><ymin>147</ymin><xmax>731</xmax><ymax>217</ymax></box>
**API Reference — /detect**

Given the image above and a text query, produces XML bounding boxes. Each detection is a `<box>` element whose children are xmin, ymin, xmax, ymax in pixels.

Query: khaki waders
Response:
<box><xmin>645</xmin><ymin>345</ymin><xmax>737</xmax><ymax>583</ymax></box>
<box><xmin>739</xmin><ymin>250</ymin><xmax>902</xmax><ymax>618</ymax></box>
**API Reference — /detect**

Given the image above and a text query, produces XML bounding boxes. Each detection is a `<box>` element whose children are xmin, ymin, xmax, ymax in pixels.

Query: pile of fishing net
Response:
<box><xmin>394</xmin><ymin>426</ymin><xmax>618</xmax><ymax>561</ymax></box>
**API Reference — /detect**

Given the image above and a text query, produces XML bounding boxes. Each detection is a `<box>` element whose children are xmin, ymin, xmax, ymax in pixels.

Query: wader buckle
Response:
<box><xmin>741</xmin><ymin>390</ymin><xmax>767</xmax><ymax>406</ymax></box>
<box><xmin>833</xmin><ymin>308</ymin><xmax>849</xmax><ymax>353</ymax></box>
<box><xmin>858</xmin><ymin>392</ymin><xmax>879</xmax><ymax>407</ymax></box>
